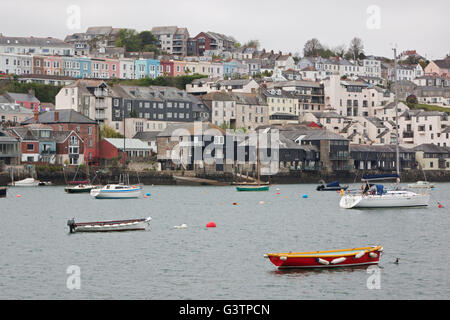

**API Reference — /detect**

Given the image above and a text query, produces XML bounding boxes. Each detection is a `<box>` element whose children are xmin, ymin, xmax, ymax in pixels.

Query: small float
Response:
<box><xmin>265</xmin><ymin>246</ymin><xmax>383</xmax><ymax>269</ymax></box>
<box><xmin>67</xmin><ymin>217</ymin><xmax>152</xmax><ymax>233</ymax></box>
<box><xmin>316</xmin><ymin>180</ymin><xmax>349</xmax><ymax>191</ymax></box>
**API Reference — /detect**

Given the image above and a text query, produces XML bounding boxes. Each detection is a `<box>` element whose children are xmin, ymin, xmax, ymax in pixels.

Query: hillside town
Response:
<box><xmin>1</xmin><ymin>26</ymin><xmax>450</xmax><ymax>177</ymax></box>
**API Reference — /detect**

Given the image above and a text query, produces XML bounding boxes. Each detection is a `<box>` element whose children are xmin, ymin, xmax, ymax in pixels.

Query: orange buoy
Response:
<box><xmin>206</xmin><ymin>222</ymin><xmax>216</xmax><ymax>228</ymax></box>
<box><xmin>233</xmin><ymin>202</ymin><xmax>238</xmax><ymax>205</ymax></box>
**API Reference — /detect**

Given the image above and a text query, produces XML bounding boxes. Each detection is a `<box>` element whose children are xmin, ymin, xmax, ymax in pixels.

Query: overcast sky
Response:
<box><xmin>1</xmin><ymin>0</ymin><xmax>449</xmax><ymax>59</ymax></box>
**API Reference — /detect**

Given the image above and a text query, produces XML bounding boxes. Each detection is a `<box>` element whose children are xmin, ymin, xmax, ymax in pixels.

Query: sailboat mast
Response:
<box><xmin>257</xmin><ymin>130</ymin><xmax>260</xmax><ymax>186</ymax></box>
<box><xmin>393</xmin><ymin>47</ymin><xmax>400</xmax><ymax>177</ymax></box>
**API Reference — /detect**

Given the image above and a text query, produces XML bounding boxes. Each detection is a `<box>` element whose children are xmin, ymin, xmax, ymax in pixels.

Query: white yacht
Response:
<box><xmin>90</xmin><ymin>184</ymin><xmax>142</xmax><ymax>199</ymax></box>
<box><xmin>340</xmin><ymin>174</ymin><xmax>430</xmax><ymax>209</ymax></box>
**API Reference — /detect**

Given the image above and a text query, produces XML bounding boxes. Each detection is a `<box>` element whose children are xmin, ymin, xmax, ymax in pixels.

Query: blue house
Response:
<box><xmin>223</xmin><ymin>61</ymin><xmax>236</xmax><ymax>79</ymax></box>
<box><xmin>135</xmin><ymin>59</ymin><xmax>160</xmax><ymax>79</ymax></box>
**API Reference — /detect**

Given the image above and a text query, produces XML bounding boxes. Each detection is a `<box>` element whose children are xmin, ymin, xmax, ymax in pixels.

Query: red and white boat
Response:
<box><xmin>265</xmin><ymin>246</ymin><xmax>383</xmax><ymax>269</ymax></box>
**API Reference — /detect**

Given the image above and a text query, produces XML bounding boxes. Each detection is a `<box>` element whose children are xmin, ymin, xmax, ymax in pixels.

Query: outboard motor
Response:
<box><xmin>67</xmin><ymin>218</ymin><xmax>76</xmax><ymax>233</ymax></box>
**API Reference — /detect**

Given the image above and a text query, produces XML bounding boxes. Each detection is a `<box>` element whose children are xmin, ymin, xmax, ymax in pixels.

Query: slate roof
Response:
<box><xmin>21</xmin><ymin>110</ymin><xmax>96</xmax><ymax>124</ymax></box>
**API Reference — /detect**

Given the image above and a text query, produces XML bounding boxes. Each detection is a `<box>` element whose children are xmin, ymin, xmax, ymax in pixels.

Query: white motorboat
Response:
<box><xmin>90</xmin><ymin>184</ymin><xmax>142</xmax><ymax>199</ymax></box>
<box><xmin>67</xmin><ymin>217</ymin><xmax>151</xmax><ymax>233</ymax></box>
<box><xmin>340</xmin><ymin>174</ymin><xmax>430</xmax><ymax>209</ymax></box>
<box><xmin>408</xmin><ymin>181</ymin><xmax>435</xmax><ymax>189</ymax></box>
<box><xmin>9</xmin><ymin>178</ymin><xmax>40</xmax><ymax>187</ymax></box>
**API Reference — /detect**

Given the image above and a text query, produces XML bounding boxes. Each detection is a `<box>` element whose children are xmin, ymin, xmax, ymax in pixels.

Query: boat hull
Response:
<box><xmin>317</xmin><ymin>185</ymin><xmax>349</xmax><ymax>191</ymax></box>
<box><xmin>68</xmin><ymin>218</ymin><xmax>151</xmax><ymax>233</ymax></box>
<box><xmin>340</xmin><ymin>191</ymin><xmax>430</xmax><ymax>209</ymax></box>
<box><xmin>236</xmin><ymin>185</ymin><xmax>269</xmax><ymax>192</ymax></box>
<box><xmin>0</xmin><ymin>187</ymin><xmax>6</xmax><ymax>198</ymax></box>
<box><xmin>10</xmin><ymin>178</ymin><xmax>40</xmax><ymax>187</ymax></box>
<box><xmin>65</xmin><ymin>186</ymin><xmax>96</xmax><ymax>194</ymax></box>
<box><xmin>266</xmin><ymin>246</ymin><xmax>383</xmax><ymax>269</ymax></box>
<box><xmin>91</xmin><ymin>187</ymin><xmax>142</xmax><ymax>199</ymax></box>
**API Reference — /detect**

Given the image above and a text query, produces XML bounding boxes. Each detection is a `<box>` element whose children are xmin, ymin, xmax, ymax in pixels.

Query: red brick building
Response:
<box><xmin>21</xmin><ymin>110</ymin><xmax>99</xmax><ymax>164</ymax></box>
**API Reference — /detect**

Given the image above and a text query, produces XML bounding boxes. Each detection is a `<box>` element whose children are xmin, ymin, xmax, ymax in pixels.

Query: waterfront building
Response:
<box><xmin>0</xmin><ymin>129</ymin><xmax>20</xmax><ymax>165</ymax></box>
<box><xmin>21</xmin><ymin>110</ymin><xmax>99</xmax><ymax>164</ymax></box>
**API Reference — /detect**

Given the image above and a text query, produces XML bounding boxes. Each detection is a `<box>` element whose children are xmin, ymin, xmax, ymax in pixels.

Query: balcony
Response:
<box><xmin>402</xmin><ymin>131</ymin><xmax>414</xmax><ymax>138</ymax></box>
<box><xmin>95</xmin><ymin>113</ymin><xmax>107</xmax><ymax>120</ymax></box>
<box><xmin>94</xmin><ymin>88</ymin><xmax>107</xmax><ymax>98</ymax></box>
<box><xmin>95</xmin><ymin>101</ymin><xmax>107</xmax><ymax>109</ymax></box>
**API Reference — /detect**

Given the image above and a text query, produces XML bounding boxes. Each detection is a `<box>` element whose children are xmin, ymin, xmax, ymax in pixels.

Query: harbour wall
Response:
<box><xmin>2</xmin><ymin>168</ymin><xmax>450</xmax><ymax>186</ymax></box>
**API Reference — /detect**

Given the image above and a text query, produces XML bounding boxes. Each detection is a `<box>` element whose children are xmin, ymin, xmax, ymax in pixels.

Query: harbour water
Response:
<box><xmin>0</xmin><ymin>183</ymin><xmax>449</xmax><ymax>299</ymax></box>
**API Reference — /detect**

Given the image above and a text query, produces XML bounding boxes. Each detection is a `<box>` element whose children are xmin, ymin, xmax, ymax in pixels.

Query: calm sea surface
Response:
<box><xmin>0</xmin><ymin>183</ymin><xmax>449</xmax><ymax>300</ymax></box>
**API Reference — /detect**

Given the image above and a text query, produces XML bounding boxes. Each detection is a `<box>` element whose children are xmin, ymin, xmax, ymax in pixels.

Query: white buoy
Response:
<box><xmin>174</xmin><ymin>224</ymin><xmax>188</xmax><ymax>229</ymax></box>
<box><xmin>316</xmin><ymin>258</ymin><xmax>329</xmax><ymax>265</ymax></box>
<box><xmin>331</xmin><ymin>257</ymin><xmax>346</xmax><ymax>264</ymax></box>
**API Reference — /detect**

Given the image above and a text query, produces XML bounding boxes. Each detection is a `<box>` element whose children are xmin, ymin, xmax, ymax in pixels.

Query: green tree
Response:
<box><xmin>115</xmin><ymin>29</ymin><xmax>142</xmax><ymax>52</ymax></box>
<box><xmin>99</xmin><ymin>124</ymin><xmax>124</xmax><ymax>140</ymax></box>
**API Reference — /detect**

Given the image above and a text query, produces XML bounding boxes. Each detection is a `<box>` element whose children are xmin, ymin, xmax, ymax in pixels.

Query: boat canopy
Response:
<box><xmin>326</xmin><ymin>181</ymin><xmax>340</xmax><ymax>188</ymax></box>
<box><xmin>362</xmin><ymin>174</ymin><xmax>399</xmax><ymax>181</ymax></box>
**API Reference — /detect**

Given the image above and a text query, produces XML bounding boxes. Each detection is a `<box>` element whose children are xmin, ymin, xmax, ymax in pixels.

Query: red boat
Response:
<box><xmin>265</xmin><ymin>246</ymin><xmax>383</xmax><ymax>269</ymax></box>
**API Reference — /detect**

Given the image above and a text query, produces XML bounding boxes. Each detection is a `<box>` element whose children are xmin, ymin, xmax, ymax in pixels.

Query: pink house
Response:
<box><xmin>425</xmin><ymin>59</ymin><xmax>450</xmax><ymax>76</ymax></box>
<box><xmin>43</xmin><ymin>55</ymin><xmax>63</xmax><ymax>76</ymax></box>
<box><xmin>91</xmin><ymin>58</ymin><xmax>120</xmax><ymax>79</ymax></box>
<box><xmin>173</xmin><ymin>61</ymin><xmax>186</xmax><ymax>77</ymax></box>
<box><xmin>105</xmin><ymin>58</ymin><xmax>120</xmax><ymax>79</ymax></box>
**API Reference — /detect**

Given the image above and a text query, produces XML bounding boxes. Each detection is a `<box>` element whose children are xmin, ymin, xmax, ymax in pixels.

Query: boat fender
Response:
<box><xmin>369</xmin><ymin>252</ymin><xmax>378</xmax><ymax>258</ymax></box>
<box><xmin>316</xmin><ymin>258</ymin><xmax>329</xmax><ymax>265</ymax></box>
<box><xmin>331</xmin><ymin>257</ymin><xmax>346</xmax><ymax>264</ymax></box>
<box><xmin>354</xmin><ymin>251</ymin><xmax>365</xmax><ymax>259</ymax></box>
<box><xmin>280</xmin><ymin>256</ymin><xmax>287</xmax><ymax>261</ymax></box>
<box><xmin>263</xmin><ymin>254</ymin><xmax>269</xmax><ymax>258</ymax></box>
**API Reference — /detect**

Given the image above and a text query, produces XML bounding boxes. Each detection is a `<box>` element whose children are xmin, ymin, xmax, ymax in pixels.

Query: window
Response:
<box><xmin>27</xmin><ymin>144</ymin><xmax>34</xmax><ymax>151</ymax></box>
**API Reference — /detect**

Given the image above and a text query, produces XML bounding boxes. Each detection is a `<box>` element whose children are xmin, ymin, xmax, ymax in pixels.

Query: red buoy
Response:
<box><xmin>438</xmin><ymin>203</ymin><xmax>444</xmax><ymax>208</ymax></box>
<box><xmin>206</xmin><ymin>222</ymin><xmax>216</xmax><ymax>228</ymax></box>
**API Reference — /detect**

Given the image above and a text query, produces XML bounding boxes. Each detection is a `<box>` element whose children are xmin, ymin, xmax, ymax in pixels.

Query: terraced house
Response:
<box><xmin>109</xmin><ymin>85</ymin><xmax>210</xmax><ymax>137</ymax></box>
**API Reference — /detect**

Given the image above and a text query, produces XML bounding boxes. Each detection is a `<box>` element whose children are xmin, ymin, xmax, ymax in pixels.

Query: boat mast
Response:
<box><xmin>393</xmin><ymin>46</ymin><xmax>401</xmax><ymax>179</ymax></box>
<box><xmin>257</xmin><ymin>130</ymin><xmax>260</xmax><ymax>186</ymax></box>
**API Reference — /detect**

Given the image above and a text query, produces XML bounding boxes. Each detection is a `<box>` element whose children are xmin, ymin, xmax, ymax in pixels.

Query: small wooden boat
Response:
<box><xmin>316</xmin><ymin>180</ymin><xmax>348</xmax><ymax>191</ymax></box>
<box><xmin>236</xmin><ymin>184</ymin><xmax>270</xmax><ymax>192</ymax></box>
<box><xmin>0</xmin><ymin>187</ymin><xmax>6</xmax><ymax>198</ymax></box>
<box><xmin>67</xmin><ymin>217</ymin><xmax>152</xmax><ymax>233</ymax></box>
<box><xmin>65</xmin><ymin>184</ymin><xmax>97</xmax><ymax>194</ymax></box>
<box><xmin>265</xmin><ymin>246</ymin><xmax>383</xmax><ymax>269</ymax></box>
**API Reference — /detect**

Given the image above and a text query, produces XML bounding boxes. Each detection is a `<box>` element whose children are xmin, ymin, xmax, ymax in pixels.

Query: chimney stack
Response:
<box><xmin>34</xmin><ymin>111</ymin><xmax>39</xmax><ymax>123</ymax></box>
<box><xmin>54</xmin><ymin>111</ymin><xmax>59</xmax><ymax>122</ymax></box>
